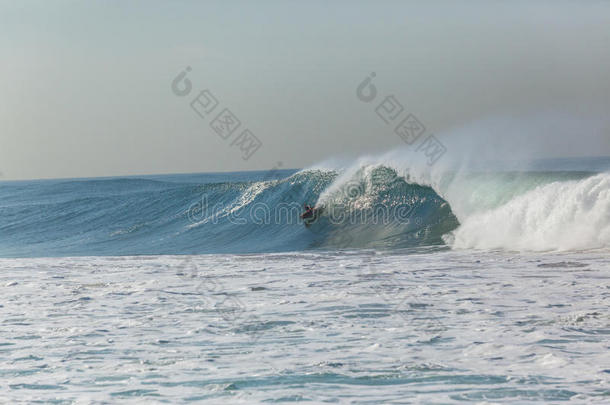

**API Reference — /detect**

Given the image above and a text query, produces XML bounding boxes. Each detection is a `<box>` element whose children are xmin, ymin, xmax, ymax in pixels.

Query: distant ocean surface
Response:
<box><xmin>0</xmin><ymin>156</ymin><xmax>609</xmax><ymax>403</ymax></box>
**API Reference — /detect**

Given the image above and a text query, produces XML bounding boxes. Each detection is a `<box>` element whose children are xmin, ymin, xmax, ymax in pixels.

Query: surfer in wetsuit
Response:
<box><xmin>301</xmin><ymin>204</ymin><xmax>314</xmax><ymax>219</ymax></box>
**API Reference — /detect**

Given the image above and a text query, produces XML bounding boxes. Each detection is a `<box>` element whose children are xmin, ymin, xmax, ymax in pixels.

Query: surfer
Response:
<box><xmin>301</xmin><ymin>204</ymin><xmax>314</xmax><ymax>219</ymax></box>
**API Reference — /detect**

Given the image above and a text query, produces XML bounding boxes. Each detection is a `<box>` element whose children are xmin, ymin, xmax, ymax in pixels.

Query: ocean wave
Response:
<box><xmin>0</xmin><ymin>156</ymin><xmax>608</xmax><ymax>257</ymax></box>
<box><xmin>447</xmin><ymin>172</ymin><xmax>610</xmax><ymax>251</ymax></box>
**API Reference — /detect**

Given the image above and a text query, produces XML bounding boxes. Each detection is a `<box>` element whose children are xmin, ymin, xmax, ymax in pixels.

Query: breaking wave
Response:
<box><xmin>0</xmin><ymin>155</ymin><xmax>609</xmax><ymax>257</ymax></box>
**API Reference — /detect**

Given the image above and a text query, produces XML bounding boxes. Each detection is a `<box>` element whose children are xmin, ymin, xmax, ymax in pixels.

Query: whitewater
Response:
<box><xmin>0</xmin><ymin>153</ymin><xmax>609</xmax><ymax>403</ymax></box>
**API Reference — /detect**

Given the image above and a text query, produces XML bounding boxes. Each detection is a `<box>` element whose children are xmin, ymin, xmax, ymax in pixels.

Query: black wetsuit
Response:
<box><xmin>301</xmin><ymin>206</ymin><xmax>313</xmax><ymax>219</ymax></box>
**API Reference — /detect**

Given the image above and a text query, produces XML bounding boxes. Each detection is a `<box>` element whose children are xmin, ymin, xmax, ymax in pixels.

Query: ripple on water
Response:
<box><xmin>0</xmin><ymin>252</ymin><xmax>607</xmax><ymax>403</ymax></box>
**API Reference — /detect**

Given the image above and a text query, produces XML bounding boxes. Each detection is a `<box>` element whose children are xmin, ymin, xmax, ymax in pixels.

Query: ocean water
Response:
<box><xmin>1</xmin><ymin>156</ymin><xmax>609</xmax><ymax>403</ymax></box>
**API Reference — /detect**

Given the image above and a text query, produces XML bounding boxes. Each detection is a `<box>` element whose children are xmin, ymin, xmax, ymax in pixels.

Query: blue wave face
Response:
<box><xmin>2</xmin><ymin>156</ymin><xmax>608</xmax><ymax>258</ymax></box>
<box><xmin>0</xmin><ymin>168</ymin><xmax>458</xmax><ymax>257</ymax></box>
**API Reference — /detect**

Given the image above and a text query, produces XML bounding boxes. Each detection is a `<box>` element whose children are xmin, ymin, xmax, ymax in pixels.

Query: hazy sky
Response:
<box><xmin>2</xmin><ymin>0</ymin><xmax>610</xmax><ymax>180</ymax></box>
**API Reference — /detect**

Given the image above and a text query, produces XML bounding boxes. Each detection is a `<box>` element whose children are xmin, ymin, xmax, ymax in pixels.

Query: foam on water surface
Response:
<box><xmin>0</xmin><ymin>251</ymin><xmax>608</xmax><ymax>403</ymax></box>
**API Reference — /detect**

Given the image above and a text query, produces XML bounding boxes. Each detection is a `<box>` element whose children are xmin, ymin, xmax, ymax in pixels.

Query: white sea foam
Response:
<box><xmin>449</xmin><ymin>173</ymin><xmax>610</xmax><ymax>251</ymax></box>
<box><xmin>0</xmin><ymin>251</ymin><xmax>607</xmax><ymax>403</ymax></box>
